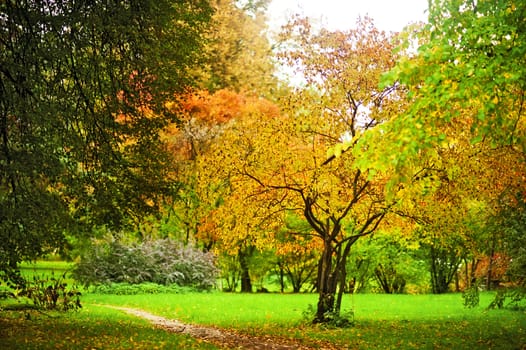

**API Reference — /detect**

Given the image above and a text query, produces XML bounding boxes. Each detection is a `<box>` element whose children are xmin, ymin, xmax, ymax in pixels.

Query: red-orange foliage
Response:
<box><xmin>175</xmin><ymin>89</ymin><xmax>279</xmax><ymax>124</ymax></box>
<box><xmin>475</xmin><ymin>253</ymin><xmax>511</xmax><ymax>283</ymax></box>
<box><xmin>163</xmin><ymin>89</ymin><xmax>280</xmax><ymax>161</ymax></box>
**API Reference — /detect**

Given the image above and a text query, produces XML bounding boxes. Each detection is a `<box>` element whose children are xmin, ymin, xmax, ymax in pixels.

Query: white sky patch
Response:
<box><xmin>266</xmin><ymin>0</ymin><xmax>428</xmax><ymax>33</ymax></box>
<box><xmin>266</xmin><ymin>0</ymin><xmax>429</xmax><ymax>85</ymax></box>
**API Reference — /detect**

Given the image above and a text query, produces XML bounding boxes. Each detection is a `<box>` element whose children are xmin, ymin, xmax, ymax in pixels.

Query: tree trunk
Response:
<box><xmin>277</xmin><ymin>262</ymin><xmax>285</xmax><ymax>293</ymax></box>
<box><xmin>429</xmin><ymin>245</ymin><xmax>460</xmax><ymax>294</ymax></box>
<box><xmin>239</xmin><ymin>247</ymin><xmax>253</xmax><ymax>293</ymax></box>
<box><xmin>486</xmin><ymin>239</ymin><xmax>496</xmax><ymax>291</ymax></box>
<box><xmin>430</xmin><ymin>246</ymin><xmax>449</xmax><ymax>293</ymax></box>
<box><xmin>375</xmin><ymin>264</ymin><xmax>393</xmax><ymax>293</ymax></box>
<box><xmin>315</xmin><ymin>237</ymin><xmax>336</xmax><ymax>322</ymax></box>
<box><xmin>290</xmin><ymin>271</ymin><xmax>302</xmax><ymax>293</ymax></box>
<box><xmin>463</xmin><ymin>257</ymin><xmax>472</xmax><ymax>288</ymax></box>
<box><xmin>315</xmin><ymin>236</ymin><xmax>355</xmax><ymax>323</ymax></box>
<box><xmin>335</xmin><ymin>240</ymin><xmax>354</xmax><ymax>312</ymax></box>
<box><xmin>470</xmin><ymin>258</ymin><xmax>479</xmax><ymax>287</ymax></box>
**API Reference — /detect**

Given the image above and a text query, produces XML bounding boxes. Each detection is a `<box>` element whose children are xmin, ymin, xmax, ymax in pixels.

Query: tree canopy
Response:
<box><xmin>0</xmin><ymin>0</ymin><xmax>212</xmax><ymax>283</ymax></box>
<box><xmin>362</xmin><ymin>0</ymin><xmax>525</xmax><ymax>175</ymax></box>
<box><xmin>193</xmin><ymin>0</ymin><xmax>277</xmax><ymax>97</ymax></box>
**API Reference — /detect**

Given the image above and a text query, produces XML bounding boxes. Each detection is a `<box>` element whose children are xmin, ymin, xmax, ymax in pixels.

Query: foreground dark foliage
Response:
<box><xmin>0</xmin><ymin>0</ymin><xmax>212</xmax><ymax>285</ymax></box>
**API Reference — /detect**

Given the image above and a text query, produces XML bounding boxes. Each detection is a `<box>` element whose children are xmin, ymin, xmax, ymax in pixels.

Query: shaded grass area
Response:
<box><xmin>19</xmin><ymin>260</ymin><xmax>74</xmax><ymax>271</ymax></box>
<box><xmin>84</xmin><ymin>292</ymin><xmax>526</xmax><ymax>349</ymax></box>
<box><xmin>0</xmin><ymin>304</ymin><xmax>220</xmax><ymax>350</ymax></box>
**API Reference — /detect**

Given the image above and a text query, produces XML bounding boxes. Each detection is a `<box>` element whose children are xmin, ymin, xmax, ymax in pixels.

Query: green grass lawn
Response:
<box><xmin>83</xmin><ymin>292</ymin><xmax>526</xmax><ymax>349</ymax></box>
<box><xmin>2</xmin><ymin>262</ymin><xmax>218</xmax><ymax>349</ymax></box>
<box><xmin>19</xmin><ymin>260</ymin><xmax>74</xmax><ymax>271</ymax></box>
<box><xmin>2</xmin><ymin>261</ymin><xmax>525</xmax><ymax>349</ymax></box>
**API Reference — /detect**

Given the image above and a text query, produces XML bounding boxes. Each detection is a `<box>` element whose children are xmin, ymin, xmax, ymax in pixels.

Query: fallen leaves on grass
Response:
<box><xmin>105</xmin><ymin>305</ymin><xmax>339</xmax><ymax>349</ymax></box>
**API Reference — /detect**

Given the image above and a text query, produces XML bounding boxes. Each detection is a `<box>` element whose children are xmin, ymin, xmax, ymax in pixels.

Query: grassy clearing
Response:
<box><xmin>2</xmin><ymin>261</ymin><xmax>526</xmax><ymax>349</ymax></box>
<box><xmin>85</xmin><ymin>292</ymin><xmax>314</xmax><ymax>327</ymax></box>
<box><xmin>19</xmin><ymin>260</ymin><xmax>74</xmax><ymax>271</ymax></box>
<box><xmin>84</xmin><ymin>292</ymin><xmax>526</xmax><ymax>349</ymax></box>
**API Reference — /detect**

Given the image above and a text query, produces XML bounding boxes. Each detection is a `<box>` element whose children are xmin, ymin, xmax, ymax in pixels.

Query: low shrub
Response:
<box><xmin>462</xmin><ymin>284</ymin><xmax>480</xmax><ymax>308</ymax></box>
<box><xmin>73</xmin><ymin>238</ymin><xmax>218</xmax><ymax>291</ymax></box>
<box><xmin>302</xmin><ymin>304</ymin><xmax>354</xmax><ymax>328</ymax></box>
<box><xmin>17</xmin><ymin>272</ymin><xmax>81</xmax><ymax>311</ymax></box>
<box><xmin>87</xmin><ymin>282</ymin><xmax>195</xmax><ymax>295</ymax></box>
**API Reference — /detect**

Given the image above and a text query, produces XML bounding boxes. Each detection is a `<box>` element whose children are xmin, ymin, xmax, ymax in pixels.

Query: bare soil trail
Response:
<box><xmin>104</xmin><ymin>305</ymin><xmax>337</xmax><ymax>350</ymax></box>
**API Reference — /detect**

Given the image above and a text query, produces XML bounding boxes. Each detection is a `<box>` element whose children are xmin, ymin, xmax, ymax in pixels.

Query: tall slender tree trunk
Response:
<box><xmin>335</xmin><ymin>240</ymin><xmax>354</xmax><ymax>312</ymax></box>
<box><xmin>315</xmin><ymin>236</ymin><xmax>336</xmax><ymax>322</ymax></box>
<box><xmin>238</xmin><ymin>247</ymin><xmax>253</xmax><ymax>293</ymax></box>
<box><xmin>470</xmin><ymin>258</ymin><xmax>479</xmax><ymax>287</ymax></box>
<box><xmin>486</xmin><ymin>248</ymin><xmax>495</xmax><ymax>291</ymax></box>
<box><xmin>277</xmin><ymin>261</ymin><xmax>285</xmax><ymax>293</ymax></box>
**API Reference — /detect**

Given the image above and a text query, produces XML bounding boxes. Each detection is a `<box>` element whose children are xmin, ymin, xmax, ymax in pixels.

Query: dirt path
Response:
<box><xmin>104</xmin><ymin>305</ymin><xmax>334</xmax><ymax>350</ymax></box>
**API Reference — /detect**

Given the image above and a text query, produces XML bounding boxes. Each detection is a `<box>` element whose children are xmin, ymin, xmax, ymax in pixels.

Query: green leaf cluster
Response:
<box><xmin>366</xmin><ymin>0</ymin><xmax>526</xmax><ymax>178</ymax></box>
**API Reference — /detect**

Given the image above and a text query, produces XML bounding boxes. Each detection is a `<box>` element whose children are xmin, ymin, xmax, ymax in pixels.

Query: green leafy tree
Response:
<box><xmin>395</xmin><ymin>137</ymin><xmax>524</xmax><ymax>293</ymax></box>
<box><xmin>346</xmin><ymin>229</ymin><xmax>427</xmax><ymax>294</ymax></box>
<box><xmin>366</xmin><ymin>0</ymin><xmax>525</xmax><ymax>176</ymax></box>
<box><xmin>379</xmin><ymin>20</ymin><xmax>526</xmax><ymax>290</ymax></box>
<box><xmin>0</xmin><ymin>0</ymin><xmax>212</xmax><ymax>284</ymax></box>
<box><xmin>482</xmin><ymin>148</ymin><xmax>526</xmax><ymax>294</ymax></box>
<box><xmin>275</xmin><ymin>214</ymin><xmax>321</xmax><ymax>293</ymax></box>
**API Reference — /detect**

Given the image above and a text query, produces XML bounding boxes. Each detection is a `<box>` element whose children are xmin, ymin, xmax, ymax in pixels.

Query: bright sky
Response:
<box><xmin>266</xmin><ymin>0</ymin><xmax>428</xmax><ymax>32</ymax></box>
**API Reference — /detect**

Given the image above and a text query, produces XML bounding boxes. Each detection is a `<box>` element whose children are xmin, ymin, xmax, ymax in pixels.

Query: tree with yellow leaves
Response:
<box><xmin>199</xmin><ymin>16</ymin><xmax>400</xmax><ymax>322</ymax></box>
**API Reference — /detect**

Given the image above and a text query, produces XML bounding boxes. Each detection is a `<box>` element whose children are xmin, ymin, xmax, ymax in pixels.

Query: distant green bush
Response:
<box><xmin>88</xmin><ymin>282</ymin><xmax>195</xmax><ymax>295</ymax></box>
<box><xmin>72</xmin><ymin>238</ymin><xmax>218</xmax><ymax>291</ymax></box>
<box><xmin>462</xmin><ymin>284</ymin><xmax>480</xmax><ymax>308</ymax></box>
